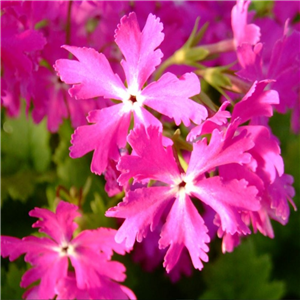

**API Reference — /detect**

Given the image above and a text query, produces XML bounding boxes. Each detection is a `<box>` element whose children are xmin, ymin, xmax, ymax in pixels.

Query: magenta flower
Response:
<box><xmin>1</xmin><ymin>201</ymin><xmax>135</xmax><ymax>300</ymax></box>
<box><xmin>236</xmin><ymin>20</ymin><xmax>300</xmax><ymax>133</ymax></box>
<box><xmin>106</xmin><ymin>125</ymin><xmax>260</xmax><ymax>272</ymax></box>
<box><xmin>54</xmin><ymin>12</ymin><xmax>207</xmax><ymax>175</ymax></box>
<box><xmin>193</xmin><ymin>80</ymin><xmax>296</xmax><ymax>250</ymax></box>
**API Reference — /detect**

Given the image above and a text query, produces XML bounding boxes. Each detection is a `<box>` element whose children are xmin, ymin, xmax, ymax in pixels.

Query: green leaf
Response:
<box><xmin>53</xmin><ymin>120</ymin><xmax>90</xmax><ymax>188</ymax></box>
<box><xmin>199</xmin><ymin>239</ymin><xmax>285</xmax><ymax>300</ymax></box>
<box><xmin>29</xmin><ymin>120</ymin><xmax>51</xmax><ymax>173</ymax></box>
<box><xmin>78</xmin><ymin>193</ymin><xmax>117</xmax><ymax>230</ymax></box>
<box><xmin>1</xmin><ymin>169</ymin><xmax>36</xmax><ymax>202</ymax></box>
<box><xmin>1</xmin><ymin>105</ymin><xmax>51</xmax><ymax>174</ymax></box>
<box><xmin>1</xmin><ymin>104</ymin><xmax>55</xmax><ymax>203</ymax></box>
<box><xmin>1</xmin><ymin>264</ymin><xmax>25</xmax><ymax>300</ymax></box>
<box><xmin>250</xmin><ymin>1</ymin><xmax>274</xmax><ymax>17</ymax></box>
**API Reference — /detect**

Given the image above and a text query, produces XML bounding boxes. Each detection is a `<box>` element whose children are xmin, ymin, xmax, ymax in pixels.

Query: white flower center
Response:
<box><xmin>173</xmin><ymin>173</ymin><xmax>194</xmax><ymax>196</ymax></box>
<box><xmin>57</xmin><ymin>243</ymin><xmax>76</xmax><ymax>257</ymax></box>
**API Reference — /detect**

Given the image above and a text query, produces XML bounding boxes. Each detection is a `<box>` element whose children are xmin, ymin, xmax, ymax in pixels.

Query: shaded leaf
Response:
<box><xmin>79</xmin><ymin>193</ymin><xmax>116</xmax><ymax>230</ymax></box>
<box><xmin>1</xmin><ymin>264</ymin><xmax>25</xmax><ymax>300</ymax></box>
<box><xmin>2</xmin><ymin>105</ymin><xmax>51</xmax><ymax>174</ymax></box>
<box><xmin>199</xmin><ymin>239</ymin><xmax>285</xmax><ymax>300</ymax></box>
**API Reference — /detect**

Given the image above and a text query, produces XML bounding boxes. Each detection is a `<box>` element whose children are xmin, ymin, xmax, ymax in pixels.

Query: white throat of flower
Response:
<box><xmin>173</xmin><ymin>173</ymin><xmax>195</xmax><ymax>198</ymax></box>
<box><xmin>122</xmin><ymin>90</ymin><xmax>144</xmax><ymax>113</ymax></box>
<box><xmin>55</xmin><ymin>242</ymin><xmax>76</xmax><ymax>257</ymax></box>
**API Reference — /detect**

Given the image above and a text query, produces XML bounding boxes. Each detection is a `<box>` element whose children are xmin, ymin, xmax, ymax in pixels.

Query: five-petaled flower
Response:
<box><xmin>54</xmin><ymin>12</ymin><xmax>207</xmax><ymax>175</ymax></box>
<box><xmin>0</xmin><ymin>201</ymin><xmax>136</xmax><ymax>300</ymax></box>
<box><xmin>106</xmin><ymin>124</ymin><xmax>260</xmax><ymax>272</ymax></box>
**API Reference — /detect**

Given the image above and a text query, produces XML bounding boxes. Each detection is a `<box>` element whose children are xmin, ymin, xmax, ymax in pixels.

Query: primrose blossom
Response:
<box><xmin>106</xmin><ymin>124</ymin><xmax>260</xmax><ymax>272</ymax></box>
<box><xmin>0</xmin><ymin>201</ymin><xmax>135</xmax><ymax>300</ymax></box>
<box><xmin>54</xmin><ymin>12</ymin><xmax>207</xmax><ymax>175</ymax></box>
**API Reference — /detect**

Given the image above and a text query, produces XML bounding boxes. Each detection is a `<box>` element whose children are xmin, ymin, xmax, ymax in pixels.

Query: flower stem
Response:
<box><xmin>201</xmin><ymin>39</ymin><xmax>235</xmax><ymax>55</ymax></box>
<box><xmin>66</xmin><ymin>1</ymin><xmax>73</xmax><ymax>45</ymax></box>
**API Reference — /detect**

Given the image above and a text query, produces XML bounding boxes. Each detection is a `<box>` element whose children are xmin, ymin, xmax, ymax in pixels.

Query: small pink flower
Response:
<box><xmin>1</xmin><ymin>201</ymin><xmax>135</xmax><ymax>300</ymax></box>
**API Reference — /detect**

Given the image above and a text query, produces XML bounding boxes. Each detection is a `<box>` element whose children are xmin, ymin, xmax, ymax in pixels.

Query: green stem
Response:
<box><xmin>154</xmin><ymin>55</ymin><xmax>175</xmax><ymax>80</ymax></box>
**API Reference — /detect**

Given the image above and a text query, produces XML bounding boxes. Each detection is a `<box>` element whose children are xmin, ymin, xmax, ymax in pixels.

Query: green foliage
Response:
<box><xmin>250</xmin><ymin>1</ymin><xmax>274</xmax><ymax>17</ymax></box>
<box><xmin>2</xmin><ymin>169</ymin><xmax>37</xmax><ymax>202</ymax></box>
<box><xmin>52</xmin><ymin>120</ymin><xmax>104</xmax><ymax>199</ymax></box>
<box><xmin>1</xmin><ymin>105</ymin><xmax>53</xmax><ymax>203</ymax></box>
<box><xmin>1</xmin><ymin>263</ymin><xmax>25</xmax><ymax>300</ymax></box>
<box><xmin>198</xmin><ymin>64</ymin><xmax>236</xmax><ymax>101</ymax></box>
<box><xmin>2</xmin><ymin>105</ymin><xmax>51</xmax><ymax>174</ymax></box>
<box><xmin>78</xmin><ymin>193</ymin><xmax>117</xmax><ymax>230</ymax></box>
<box><xmin>199</xmin><ymin>239</ymin><xmax>285</xmax><ymax>300</ymax></box>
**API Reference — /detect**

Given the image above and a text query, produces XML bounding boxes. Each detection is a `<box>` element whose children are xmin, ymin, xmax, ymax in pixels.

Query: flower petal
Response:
<box><xmin>54</xmin><ymin>45</ymin><xmax>128</xmax><ymax>100</ymax></box>
<box><xmin>244</xmin><ymin>125</ymin><xmax>284</xmax><ymax>183</ymax></box>
<box><xmin>187</xmin><ymin>126</ymin><xmax>253</xmax><ymax>180</ymax></box>
<box><xmin>117</xmin><ymin>125</ymin><xmax>181</xmax><ymax>185</ymax></box>
<box><xmin>69</xmin><ymin>249</ymin><xmax>126</xmax><ymax>289</ymax></box>
<box><xmin>72</xmin><ymin>228</ymin><xmax>128</xmax><ymax>259</ymax></box>
<box><xmin>159</xmin><ymin>192</ymin><xmax>210</xmax><ymax>273</ymax></box>
<box><xmin>133</xmin><ymin>105</ymin><xmax>163</xmax><ymax>131</ymax></box>
<box><xmin>231</xmin><ymin>80</ymin><xmax>279</xmax><ymax>124</ymax></box>
<box><xmin>0</xmin><ymin>236</ymin><xmax>23</xmax><ymax>261</ymax></box>
<box><xmin>231</xmin><ymin>0</ymin><xmax>260</xmax><ymax>47</ymax></box>
<box><xmin>106</xmin><ymin>186</ymin><xmax>175</xmax><ymax>248</ymax></box>
<box><xmin>187</xmin><ymin>101</ymin><xmax>231</xmax><ymax>141</ymax></box>
<box><xmin>70</xmin><ymin>104</ymin><xmax>131</xmax><ymax>175</ymax></box>
<box><xmin>142</xmin><ymin>72</ymin><xmax>206</xmax><ymax>126</ymax></box>
<box><xmin>191</xmin><ymin>177</ymin><xmax>260</xmax><ymax>235</ymax></box>
<box><xmin>21</xmin><ymin>252</ymin><xmax>68</xmax><ymax>299</ymax></box>
<box><xmin>29</xmin><ymin>201</ymin><xmax>80</xmax><ymax>244</ymax></box>
<box><xmin>115</xmin><ymin>12</ymin><xmax>164</xmax><ymax>93</ymax></box>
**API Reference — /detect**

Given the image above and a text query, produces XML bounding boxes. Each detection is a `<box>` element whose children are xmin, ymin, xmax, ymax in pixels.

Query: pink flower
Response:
<box><xmin>236</xmin><ymin>21</ymin><xmax>300</xmax><ymax>133</ymax></box>
<box><xmin>106</xmin><ymin>125</ymin><xmax>260</xmax><ymax>272</ymax></box>
<box><xmin>213</xmin><ymin>81</ymin><xmax>296</xmax><ymax>249</ymax></box>
<box><xmin>187</xmin><ymin>101</ymin><xmax>231</xmax><ymax>141</ymax></box>
<box><xmin>188</xmin><ymin>80</ymin><xmax>279</xmax><ymax>142</ymax></box>
<box><xmin>231</xmin><ymin>0</ymin><xmax>261</xmax><ymax>48</ymax></box>
<box><xmin>1</xmin><ymin>201</ymin><xmax>135</xmax><ymax>300</ymax></box>
<box><xmin>54</xmin><ymin>12</ymin><xmax>207</xmax><ymax>175</ymax></box>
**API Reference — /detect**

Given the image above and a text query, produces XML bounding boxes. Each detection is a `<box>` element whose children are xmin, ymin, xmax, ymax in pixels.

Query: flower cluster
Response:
<box><xmin>1</xmin><ymin>1</ymin><xmax>299</xmax><ymax>299</ymax></box>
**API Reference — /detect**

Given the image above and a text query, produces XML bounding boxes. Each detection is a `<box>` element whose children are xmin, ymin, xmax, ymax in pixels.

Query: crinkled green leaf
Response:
<box><xmin>199</xmin><ymin>239</ymin><xmax>285</xmax><ymax>300</ymax></box>
<box><xmin>1</xmin><ymin>264</ymin><xmax>25</xmax><ymax>300</ymax></box>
